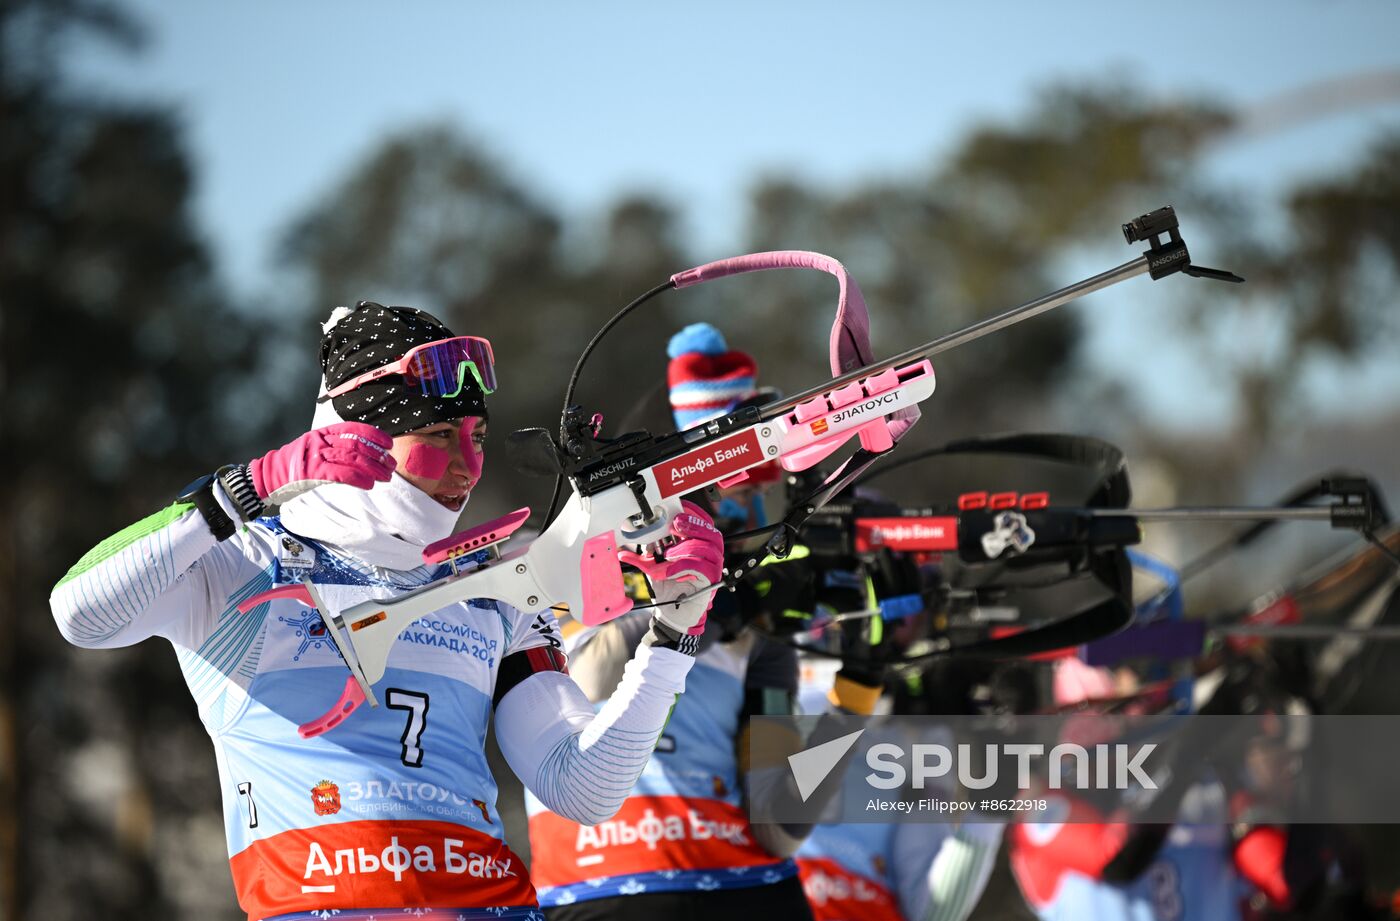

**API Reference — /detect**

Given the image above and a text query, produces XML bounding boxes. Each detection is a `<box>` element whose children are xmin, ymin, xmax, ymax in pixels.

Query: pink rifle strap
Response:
<box><xmin>670</xmin><ymin>250</ymin><xmax>919</xmax><ymax>442</ymax></box>
<box><xmin>670</xmin><ymin>250</ymin><xmax>873</xmax><ymax>377</ymax></box>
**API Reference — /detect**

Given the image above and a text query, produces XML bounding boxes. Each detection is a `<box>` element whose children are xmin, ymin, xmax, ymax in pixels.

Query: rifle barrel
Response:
<box><xmin>1090</xmin><ymin>507</ymin><xmax>1336</xmax><ymax>522</ymax></box>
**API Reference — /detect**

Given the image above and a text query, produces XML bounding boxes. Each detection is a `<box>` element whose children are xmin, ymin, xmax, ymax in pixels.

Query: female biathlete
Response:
<box><xmin>50</xmin><ymin>301</ymin><xmax>723</xmax><ymax>920</ymax></box>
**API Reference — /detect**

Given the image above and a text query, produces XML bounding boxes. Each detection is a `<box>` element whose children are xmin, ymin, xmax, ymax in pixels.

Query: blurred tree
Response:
<box><xmin>2</xmin><ymin>1</ymin><xmax>261</xmax><ymax>918</ymax></box>
<box><xmin>1285</xmin><ymin>132</ymin><xmax>1400</xmax><ymax>355</ymax></box>
<box><xmin>556</xmin><ymin>194</ymin><xmax>693</xmax><ymax>434</ymax></box>
<box><xmin>282</xmin><ymin>125</ymin><xmax>561</xmax><ymax>313</ymax></box>
<box><xmin>1206</xmin><ymin>132</ymin><xmax>1400</xmax><ymax>445</ymax></box>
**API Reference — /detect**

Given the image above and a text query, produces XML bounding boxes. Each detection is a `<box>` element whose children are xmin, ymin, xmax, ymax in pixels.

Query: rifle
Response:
<box><xmin>240</xmin><ymin>207</ymin><xmax>1241</xmax><ymax>736</ymax></box>
<box><xmin>757</xmin><ymin>439</ymin><xmax>1390</xmax><ymax>668</ymax></box>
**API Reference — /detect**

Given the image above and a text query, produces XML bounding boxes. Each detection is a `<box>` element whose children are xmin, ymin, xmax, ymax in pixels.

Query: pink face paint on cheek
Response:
<box><xmin>460</xmin><ymin>417</ymin><xmax>484</xmax><ymax>480</ymax></box>
<box><xmin>403</xmin><ymin>443</ymin><xmax>451</xmax><ymax>481</ymax></box>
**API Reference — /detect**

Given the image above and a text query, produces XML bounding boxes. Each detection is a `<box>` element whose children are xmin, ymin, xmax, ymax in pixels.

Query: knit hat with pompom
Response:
<box><xmin>666</xmin><ymin>323</ymin><xmax>758</xmax><ymax>430</ymax></box>
<box><xmin>312</xmin><ymin>300</ymin><xmax>487</xmax><ymax>437</ymax></box>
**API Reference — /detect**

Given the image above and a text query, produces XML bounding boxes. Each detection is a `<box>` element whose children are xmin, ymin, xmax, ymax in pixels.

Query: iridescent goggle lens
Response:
<box><xmin>404</xmin><ymin>337</ymin><xmax>497</xmax><ymax>397</ymax></box>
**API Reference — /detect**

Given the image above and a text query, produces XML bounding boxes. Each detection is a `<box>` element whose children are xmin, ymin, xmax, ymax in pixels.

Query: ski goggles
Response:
<box><xmin>321</xmin><ymin>336</ymin><xmax>496</xmax><ymax>402</ymax></box>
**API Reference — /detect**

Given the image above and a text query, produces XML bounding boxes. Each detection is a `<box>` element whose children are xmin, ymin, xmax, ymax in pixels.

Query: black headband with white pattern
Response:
<box><xmin>320</xmin><ymin>300</ymin><xmax>488</xmax><ymax>437</ymax></box>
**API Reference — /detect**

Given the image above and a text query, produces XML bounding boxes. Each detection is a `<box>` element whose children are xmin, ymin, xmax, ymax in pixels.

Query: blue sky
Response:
<box><xmin>67</xmin><ymin>1</ymin><xmax>1400</xmax><ymax>429</ymax></box>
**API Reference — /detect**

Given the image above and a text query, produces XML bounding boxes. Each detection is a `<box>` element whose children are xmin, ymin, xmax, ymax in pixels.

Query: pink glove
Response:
<box><xmin>618</xmin><ymin>501</ymin><xmax>725</xmax><ymax>636</ymax></box>
<box><xmin>249</xmin><ymin>422</ymin><xmax>396</xmax><ymax>506</ymax></box>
